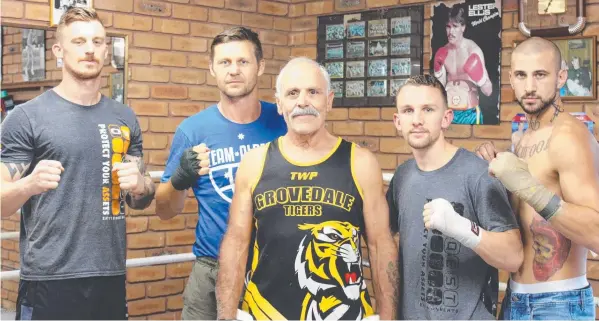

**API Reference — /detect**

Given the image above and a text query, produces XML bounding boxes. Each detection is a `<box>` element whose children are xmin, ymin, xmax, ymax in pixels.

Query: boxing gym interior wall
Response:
<box><xmin>1</xmin><ymin>27</ymin><xmax>124</xmax><ymax>103</ymax></box>
<box><xmin>1</xmin><ymin>0</ymin><xmax>599</xmax><ymax>319</ymax></box>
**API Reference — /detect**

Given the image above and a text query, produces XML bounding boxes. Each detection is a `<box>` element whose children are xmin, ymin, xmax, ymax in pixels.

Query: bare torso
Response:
<box><xmin>443</xmin><ymin>39</ymin><xmax>481</xmax><ymax>110</ymax></box>
<box><xmin>444</xmin><ymin>39</ymin><xmax>478</xmax><ymax>81</ymax></box>
<box><xmin>511</xmin><ymin>114</ymin><xmax>599</xmax><ymax>284</ymax></box>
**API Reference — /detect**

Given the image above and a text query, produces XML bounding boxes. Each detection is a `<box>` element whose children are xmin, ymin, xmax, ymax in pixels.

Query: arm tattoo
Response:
<box><xmin>386</xmin><ymin>261</ymin><xmax>400</xmax><ymax>318</ymax></box>
<box><xmin>5</xmin><ymin>162</ymin><xmax>30</xmax><ymax>180</ymax></box>
<box><xmin>124</xmin><ymin>155</ymin><xmax>156</xmax><ymax>210</ymax></box>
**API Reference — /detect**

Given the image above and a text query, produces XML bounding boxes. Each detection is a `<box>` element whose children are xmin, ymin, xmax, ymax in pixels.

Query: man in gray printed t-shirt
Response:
<box><xmin>0</xmin><ymin>7</ymin><xmax>155</xmax><ymax>320</ymax></box>
<box><xmin>386</xmin><ymin>75</ymin><xmax>523</xmax><ymax>320</ymax></box>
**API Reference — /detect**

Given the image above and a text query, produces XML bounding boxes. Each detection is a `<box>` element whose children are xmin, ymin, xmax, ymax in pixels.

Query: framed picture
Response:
<box><xmin>391</xmin><ymin>37</ymin><xmax>411</xmax><ymax>56</ymax></box>
<box><xmin>391</xmin><ymin>16</ymin><xmax>411</xmax><ymax>35</ymax></box>
<box><xmin>368</xmin><ymin>59</ymin><xmax>387</xmax><ymax>77</ymax></box>
<box><xmin>326</xmin><ymin>62</ymin><xmax>344</xmax><ymax>79</ymax></box>
<box><xmin>391</xmin><ymin>58</ymin><xmax>411</xmax><ymax>76</ymax></box>
<box><xmin>109</xmin><ymin>72</ymin><xmax>124</xmax><ymax>103</ymax></box>
<box><xmin>368</xmin><ymin>39</ymin><xmax>387</xmax><ymax>57</ymax></box>
<box><xmin>368</xmin><ymin>79</ymin><xmax>387</xmax><ymax>97</ymax></box>
<box><xmin>347</xmin><ymin>21</ymin><xmax>366</xmax><ymax>39</ymax></box>
<box><xmin>332</xmin><ymin>81</ymin><xmax>344</xmax><ymax>98</ymax></box>
<box><xmin>22</xmin><ymin>29</ymin><xmax>46</xmax><ymax>82</ymax></box>
<box><xmin>111</xmin><ymin>37</ymin><xmax>126</xmax><ymax>69</ymax></box>
<box><xmin>368</xmin><ymin>19</ymin><xmax>388</xmax><ymax>37</ymax></box>
<box><xmin>326</xmin><ymin>24</ymin><xmax>345</xmax><ymax>41</ymax></box>
<box><xmin>335</xmin><ymin>0</ymin><xmax>366</xmax><ymax>11</ymax></box>
<box><xmin>347</xmin><ymin>41</ymin><xmax>365</xmax><ymax>58</ymax></box>
<box><xmin>51</xmin><ymin>0</ymin><xmax>93</xmax><ymax>27</ymax></box>
<box><xmin>317</xmin><ymin>5</ymin><xmax>424</xmax><ymax>107</ymax></box>
<box><xmin>326</xmin><ymin>42</ymin><xmax>344</xmax><ymax>59</ymax></box>
<box><xmin>346</xmin><ymin>80</ymin><xmax>365</xmax><ymax>97</ymax></box>
<box><xmin>431</xmin><ymin>0</ymin><xmax>502</xmax><ymax>125</ymax></box>
<box><xmin>551</xmin><ymin>36</ymin><xmax>596</xmax><ymax>101</ymax></box>
<box><xmin>346</xmin><ymin>61</ymin><xmax>365</xmax><ymax>78</ymax></box>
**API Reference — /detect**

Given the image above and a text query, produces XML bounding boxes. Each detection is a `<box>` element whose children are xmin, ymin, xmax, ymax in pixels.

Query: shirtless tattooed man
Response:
<box><xmin>476</xmin><ymin>36</ymin><xmax>599</xmax><ymax>320</ymax></box>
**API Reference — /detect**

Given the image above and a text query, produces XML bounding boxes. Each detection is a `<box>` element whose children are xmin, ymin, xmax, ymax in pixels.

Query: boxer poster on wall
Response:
<box><xmin>430</xmin><ymin>0</ymin><xmax>502</xmax><ymax>125</ymax></box>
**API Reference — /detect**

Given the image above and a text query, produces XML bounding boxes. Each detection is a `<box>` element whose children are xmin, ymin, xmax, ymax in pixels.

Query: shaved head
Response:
<box><xmin>509</xmin><ymin>37</ymin><xmax>567</xmax><ymax>116</ymax></box>
<box><xmin>512</xmin><ymin>37</ymin><xmax>562</xmax><ymax>72</ymax></box>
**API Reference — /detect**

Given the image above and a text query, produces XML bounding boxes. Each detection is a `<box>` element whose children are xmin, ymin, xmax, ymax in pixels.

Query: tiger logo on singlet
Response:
<box><xmin>295</xmin><ymin>221</ymin><xmax>373</xmax><ymax>320</ymax></box>
<box><xmin>242</xmin><ymin>139</ymin><xmax>372</xmax><ymax>320</ymax></box>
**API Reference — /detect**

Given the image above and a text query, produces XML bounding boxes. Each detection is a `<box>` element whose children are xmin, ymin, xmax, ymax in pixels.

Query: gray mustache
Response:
<box><xmin>290</xmin><ymin>106</ymin><xmax>319</xmax><ymax>118</ymax></box>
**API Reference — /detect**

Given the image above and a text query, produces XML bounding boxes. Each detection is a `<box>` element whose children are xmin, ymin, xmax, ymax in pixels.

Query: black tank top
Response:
<box><xmin>241</xmin><ymin>137</ymin><xmax>374</xmax><ymax>320</ymax></box>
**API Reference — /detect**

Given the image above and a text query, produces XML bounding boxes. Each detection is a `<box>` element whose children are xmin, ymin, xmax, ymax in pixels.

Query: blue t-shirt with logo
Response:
<box><xmin>161</xmin><ymin>101</ymin><xmax>287</xmax><ymax>258</ymax></box>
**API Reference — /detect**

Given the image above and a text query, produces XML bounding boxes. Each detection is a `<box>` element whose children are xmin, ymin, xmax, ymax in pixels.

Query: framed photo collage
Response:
<box><xmin>317</xmin><ymin>5</ymin><xmax>424</xmax><ymax>107</ymax></box>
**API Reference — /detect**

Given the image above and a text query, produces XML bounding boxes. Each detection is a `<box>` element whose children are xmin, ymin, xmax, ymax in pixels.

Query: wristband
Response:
<box><xmin>539</xmin><ymin>194</ymin><xmax>562</xmax><ymax>221</ymax></box>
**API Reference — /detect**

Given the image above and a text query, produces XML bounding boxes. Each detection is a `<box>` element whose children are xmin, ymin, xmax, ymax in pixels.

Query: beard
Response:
<box><xmin>407</xmin><ymin>131</ymin><xmax>440</xmax><ymax>150</ymax></box>
<box><xmin>517</xmin><ymin>92</ymin><xmax>556</xmax><ymax>115</ymax></box>
<box><xmin>65</xmin><ymin>59</ymin><xmax>102</xmax><ymax>81</ymax></box>
<box><xmin>221</xmin><ymin>79</ymin><xmax>257</xmax><ymax>100</ymax></box>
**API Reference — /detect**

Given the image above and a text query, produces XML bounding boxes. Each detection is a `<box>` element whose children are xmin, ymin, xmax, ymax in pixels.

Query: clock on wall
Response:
<box><xmin>518</xmin><ymin>0</ymin><xmax>586</xmax><ymax>37</ymax></box>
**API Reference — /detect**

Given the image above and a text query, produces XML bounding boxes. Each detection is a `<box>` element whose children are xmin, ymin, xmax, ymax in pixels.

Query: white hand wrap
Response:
<box><xmin>424</xmin><ymin>199</ymin><xmax>482</xmax><ymax>249</ymax></box>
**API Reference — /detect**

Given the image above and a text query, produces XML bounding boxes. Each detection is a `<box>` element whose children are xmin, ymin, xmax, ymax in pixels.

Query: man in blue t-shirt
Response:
<box><xmin>155</xmin><ymin>27</ymin><xmax>287</xmax><ymax>320</ymax></box>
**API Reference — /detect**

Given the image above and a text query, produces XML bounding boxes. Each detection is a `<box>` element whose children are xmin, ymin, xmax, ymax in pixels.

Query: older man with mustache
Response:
<box><xmin>215</xmin><ymin>57</ymin><xmax>399</xmax><ymax>321</ymax></box>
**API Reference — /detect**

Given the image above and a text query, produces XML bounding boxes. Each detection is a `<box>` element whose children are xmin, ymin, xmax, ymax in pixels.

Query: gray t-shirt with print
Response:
<box><xmin>386</xmin><ymin>148</ymin><xmax>518</xmax><ymax>320</ymax></box>
<box><xmin>1</xmin><ymin>89</ymin><xmax>142</xmax><ymax>281</ymax></box>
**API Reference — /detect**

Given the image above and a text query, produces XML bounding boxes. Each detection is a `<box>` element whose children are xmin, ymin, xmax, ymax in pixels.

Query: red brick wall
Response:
<box><xmin>1</xmin><ymin>0</ymin><xmax>599</xmax><ymax>319</ymax></box>
<box><xmin>1</xmin><ymin>27</ymin><xmax>120</xmax><ymax>103</ymax></box>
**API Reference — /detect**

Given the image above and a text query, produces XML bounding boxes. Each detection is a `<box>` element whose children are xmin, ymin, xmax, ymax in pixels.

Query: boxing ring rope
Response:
<box><xmin>0</xmin><ymin>253</ymin><xmax>196</xmax><ymax>281</ymax></box>
<box><xmin>0</xmin><ymin>232</ymin><xmax>19</xmax><ymax>240</ymax></box>
<box><xmin>1</xmin><ymin>171</ymin><xmax>599</xmax><ymax>308</ymax></box>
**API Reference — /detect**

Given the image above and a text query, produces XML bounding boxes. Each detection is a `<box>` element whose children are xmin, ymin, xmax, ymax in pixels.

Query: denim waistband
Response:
<box><xmin>510</xmin><ymin>275</ymin><xmax>589</xmax><ymax>294</ymax></box>
<box><xmin>507</xmin><ymin>283</ymin><xmax>593</xmax><ymax>305</ymax></box>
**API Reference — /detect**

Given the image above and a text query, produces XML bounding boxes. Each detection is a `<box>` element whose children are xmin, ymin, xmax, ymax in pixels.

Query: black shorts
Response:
<box><xmin>16</xmin><ymin>275</ymin><xmax>127</xmax><ymax>320</ymax></box>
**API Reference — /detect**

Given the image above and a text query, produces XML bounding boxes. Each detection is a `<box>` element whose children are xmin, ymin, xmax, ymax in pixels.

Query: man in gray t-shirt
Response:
<box><xmin>386</xmin><ymin>75</ymin><xmax>523</xmax><ymax>320</ymax></box>
<box><xmin>0</xmin><ymin>7</ymin><xmax>155</xmax><ymax>320</ymax></box>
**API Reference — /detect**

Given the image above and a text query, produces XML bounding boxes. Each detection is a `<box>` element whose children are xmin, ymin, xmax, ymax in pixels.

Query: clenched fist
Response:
<box><xmin>170</xmin><ymin>143</ymin><xmax>211</xmax><ymax>191</ymax></box>
<box><xmin>489</xmin><ymin>152</ymin><xmax>556</xmax><ymax>215</ymax></box>
<box><xmin>423</xmin><ymin>199</ymin><xmax>482</xmax><ymax>249</ymax></box>
<box><xmin>191</xmin><ymin>143</ymin><xmax>211</xmax><ymax>176</ymax></box>
<box><xmin>423</xmin><ymin>199</ymin><xmax>453</xmax><ymax>231</ymax></box>
<box><xmin>488</xmin><ymin>152</ymin><xmax>530</xmax><ymax>193</ymax></box>
<box><xmin>113</xmin><ymin>162</ymin><xmax>145</xmax><ymax>195</ymax></box>
<box><xmin>25</xmin><ymin>160</ymin><xmax>64</xmax><ymax>195</ymax></box>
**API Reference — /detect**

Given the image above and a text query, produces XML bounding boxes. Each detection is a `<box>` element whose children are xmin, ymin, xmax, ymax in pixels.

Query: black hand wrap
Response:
<box><xmin>170</xmin><ymin>147</ymin><xmax>200</xmax><ymax>191</ymax></box>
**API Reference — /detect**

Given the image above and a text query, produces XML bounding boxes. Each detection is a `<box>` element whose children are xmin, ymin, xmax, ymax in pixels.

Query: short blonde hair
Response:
<box><xmin>56</xmin><ymin>7</ymin><xmax>104</xmax><ymax>41</ymax></box>
<box><xmin>396</xmin><ymin>74</ymin><xmax>448</xmax><ymax>108</ymax></box>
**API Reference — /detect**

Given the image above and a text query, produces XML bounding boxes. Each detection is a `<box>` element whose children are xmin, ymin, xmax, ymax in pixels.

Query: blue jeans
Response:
<box><xmin>499</xmin><ymin>284</ymin><xmax>595</xmax><ymax>320</ymax></box>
